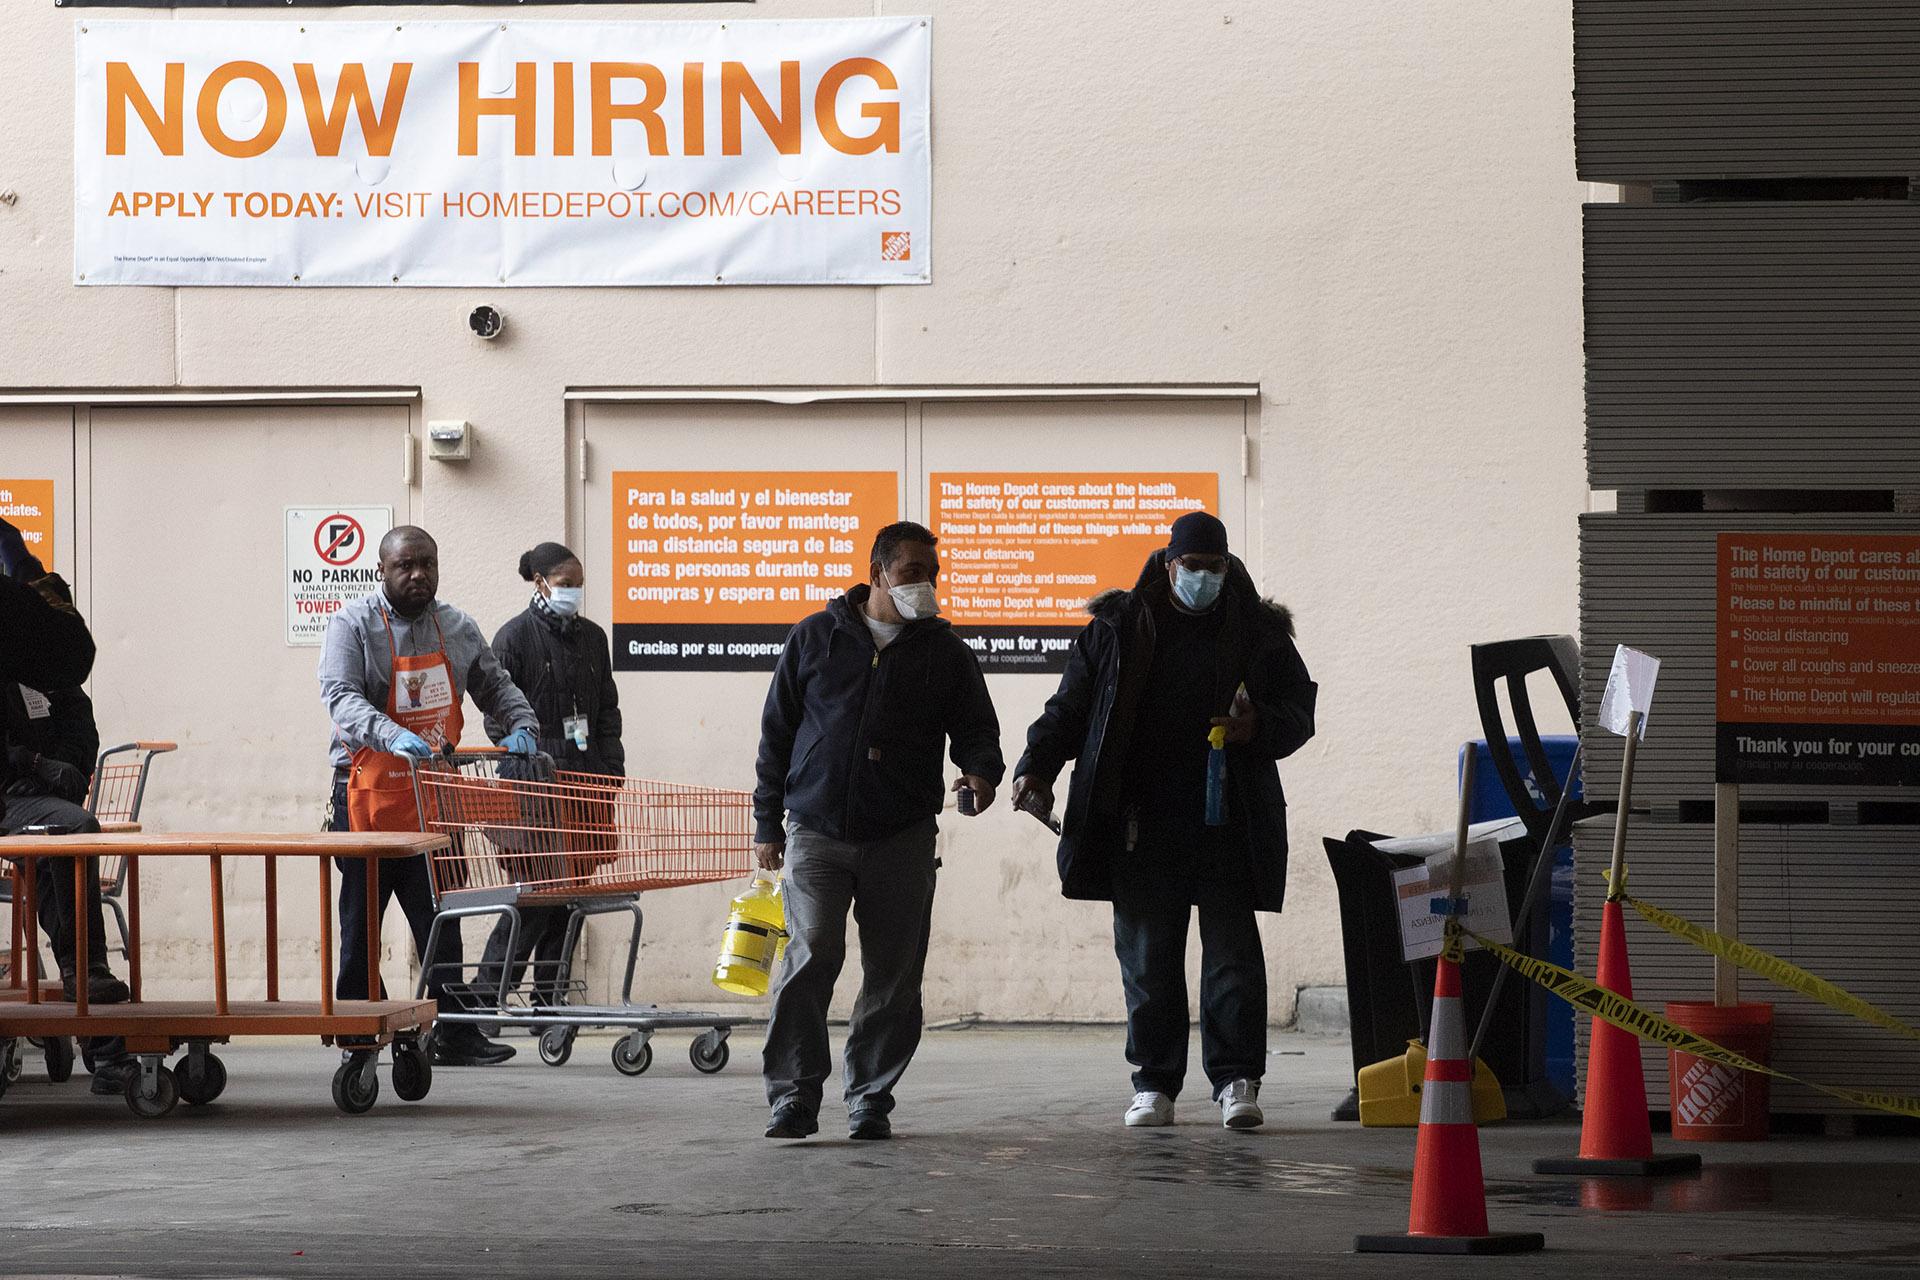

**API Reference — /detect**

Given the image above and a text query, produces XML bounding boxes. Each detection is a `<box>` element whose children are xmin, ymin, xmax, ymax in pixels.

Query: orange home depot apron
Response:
<box><xmin>347</xmin><ymin>609</ymin><xmax>464</xmax><ymax>833</ymax></box>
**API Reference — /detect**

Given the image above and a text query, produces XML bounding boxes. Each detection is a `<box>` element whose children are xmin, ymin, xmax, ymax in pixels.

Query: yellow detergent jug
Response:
<box><xmin>712</xmin><ymin>871</ymin><xmax>787</xmax><ymax>996</ymax></box>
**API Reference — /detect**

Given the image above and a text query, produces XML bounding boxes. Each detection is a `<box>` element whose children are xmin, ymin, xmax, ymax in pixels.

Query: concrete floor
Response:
<box><xmin>0</xmin><ymin>1026</ymin><xmax>1915</xmax><ymax>1278</ymax></box>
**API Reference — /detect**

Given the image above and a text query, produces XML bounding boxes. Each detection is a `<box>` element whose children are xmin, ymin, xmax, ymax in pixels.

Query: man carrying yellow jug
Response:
<box><xmin>750</xmin><ymin>521</ymin><xmax>1003</xmax><ymax>1141</ymax></box>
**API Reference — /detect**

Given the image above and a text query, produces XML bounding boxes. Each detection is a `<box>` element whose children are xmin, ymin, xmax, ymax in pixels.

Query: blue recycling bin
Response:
<box><xmin>1458</xmin><ymin>736</ymin><xmax>1579</xmax><ymax>1101</ymax></box>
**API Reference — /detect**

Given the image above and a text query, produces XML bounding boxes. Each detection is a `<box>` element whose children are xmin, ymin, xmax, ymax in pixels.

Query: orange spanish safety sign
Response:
<box><xmin>1718</xmin><ymin>532</ymin><xmax>1920</xmax><ymax>784</ymax></box>
<box><xmin>0</xmin><ymin>480</ymin><xmax>56</xmax><ymax>570</ymax></box>
<box><xmin>613</xmin><ymin>470</ymin><xmax>898</xmax><ymax>671</ymax></box>
<box><xmin>929</xmin><ymin>472</ymin><xmax>1220</xmax><ymax>672</ymax></box>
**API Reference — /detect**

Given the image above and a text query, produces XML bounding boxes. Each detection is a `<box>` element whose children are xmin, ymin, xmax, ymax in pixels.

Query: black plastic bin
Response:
<box><xmin>1322</xmin><ymin>819</ymin><xmax>1569</xmax><ymax>1122</ymax></box>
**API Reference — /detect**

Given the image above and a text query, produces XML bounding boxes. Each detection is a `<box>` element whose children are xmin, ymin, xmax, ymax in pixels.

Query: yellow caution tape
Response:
<box><xmin>1454</xmin><ymin>922</ymin><xmax>1920</xmax><ymax>1120</ymax></box>
<box><xmin>1623</xmin><ymin>894</ymin><xmax>1920</xmax><ymax>1046</ymax></box>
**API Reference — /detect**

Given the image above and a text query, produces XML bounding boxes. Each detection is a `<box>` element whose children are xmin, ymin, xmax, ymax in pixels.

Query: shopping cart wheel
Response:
<box><xmin>4</xmin><ymin>1046</ymin><xmax>21</xmax><ymax>1084</ymax></box>
<box><xmin>332</xmin><ymin>1051</ymin><xmax>380</xmax><ymax>1115</ymax></box>
<box><xmin>0</xmin><ymin>1039</ymin><xmax>15</xmax><ymax>1099</ymax></box>
<box><xmin>177</xmin><ymin>1052</ymin><xmax>227</xmax><ymax>1106</ymax></box>
<box><xmin>81</xmin><ymin>1042</ymin><xmax>98</xmax><ymax>1075</ymax></box>
<box><xmin>538</xmin><ymin>1026</ymin><xmax>575</xmax><ymax>1068</ymax></box>
<box><xmin>689</xmin><ymin>1031</ymin><xmax>730</xmax><ymax>1075</ymax></box>
<box><xmin>125</xmin><ymin>1063</ymin><xmax>179</xmax><ymax>1119</ymax></box>
<box><xmin>391</xmin><ymin>1040</ymin><xmax>432</xmax><ymax>1102</ymax></box>
<box><xmin>43</xmin><ymin>1036</ymin><xmax>76</xmax><ymax>1084</ymax></box>
<box><xmin>611</xmin><ymin>1033</ymin><xmax>653</xmax><ymax>1077</ymax></box>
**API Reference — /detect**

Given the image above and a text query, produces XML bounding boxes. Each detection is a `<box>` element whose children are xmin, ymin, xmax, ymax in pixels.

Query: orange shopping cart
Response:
<box><xmin>410</xmin><ymin>750</ymin><xmax>759</xmax><ymax>1076</ymax></box>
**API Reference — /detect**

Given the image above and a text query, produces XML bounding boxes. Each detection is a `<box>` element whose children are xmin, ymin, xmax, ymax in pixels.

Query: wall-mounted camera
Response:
<box><xmin>468</xmin><ymin>304</ymin><xmax>505</xmax><ymax>341</ymax></box>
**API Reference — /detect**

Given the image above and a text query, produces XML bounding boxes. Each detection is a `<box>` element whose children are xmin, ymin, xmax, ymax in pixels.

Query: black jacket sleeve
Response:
<box><xmin>484</xmin><ymin>618</ymin><xmax>528</xmax><ymax>746</ymax></box>
<box><xmin>1246</xmin><ymin>632</ymin><xmax>1316</xmax><ymax>762</ymax></box>
<box><xmin>1</xmin><ymin>578</ymin><xmax>95</xmax><ymax>690</ymax></box>
<box><xmin>44</xmin><ymin>687</ymin><xmax>102</xmax><ymax>785</ymax></box>
<box><xmin>592</xmin><ymin>624</ymin><xmax>625</xmax><ymax>775</ymax></box>
<box><xmin>1014</xmin><ymin>622</ymin><xmax>1101</xmax><ymax>785</ymax></box>
<box><xmin>944</xmin><ymin>642</ymin><xmax>1004</xmax><ymax>785</ymax></box>
<box><xmin>752</xmin><ymin>621</ymin><xmax>811</xmax><ymax>844</ymax></box>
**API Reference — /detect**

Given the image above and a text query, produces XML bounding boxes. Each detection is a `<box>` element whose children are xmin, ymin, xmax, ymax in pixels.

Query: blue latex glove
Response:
<box><xmin>500</xmin><ymin>728</ymin><xmax>539</xmax><ymax>756</ymax></box>
<box><xmin>389</xmin><ymin>730</ymin><xmax>435</xmax><ymax>760</ymax></box>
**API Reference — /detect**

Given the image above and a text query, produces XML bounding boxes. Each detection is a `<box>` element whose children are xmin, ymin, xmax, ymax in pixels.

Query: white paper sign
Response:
<box><xmin>75</xmin><ymin>18</ymin><xmax>931</xmax><ymax>287</ymax></box>
<box><xmin>1394</xmin><ymin>838</ymin><xmax>1513</xmax><ymax>962</ymax></box>
<box><xmin>285</xmin><ymin>507</ymin><xmax>391</xmax><ymax>646</ymax></box>
<box><xmin>1599</xmin><ymin>644</ymin><xmax>1660</xmax><ymax>739</ymax></box>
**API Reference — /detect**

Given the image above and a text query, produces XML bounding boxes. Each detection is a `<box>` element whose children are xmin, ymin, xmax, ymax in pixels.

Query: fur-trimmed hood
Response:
<box><xmin>1085</xmin><ymin>549</ymin><xmax>1294</xmax><ymax>639</ymax></box>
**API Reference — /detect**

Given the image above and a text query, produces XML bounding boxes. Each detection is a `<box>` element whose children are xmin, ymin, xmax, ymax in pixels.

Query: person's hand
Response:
<box><xmin>953</xmin><ymin>774</ymin><xmax>995</xmax><ymax>815</ymax></box>
<box><xmin>1011</xmin><ymin>775</ymin><xmax>1053</xmax><ymax>817</ymax></box>
<box><xmin>0</xmin><ymin>519</ymin><xmax>31</xmax><ymax>579</ymax></box>
<box><xmin>753</xmin><ymin>840</ymin><xmax>786</xmax><ymax>872</ymax></box>
<box><xmin>33</xmin><ymin>755</ymin><xmax>88</xmax><ymax>802</ymax></box>
<box><xmin>1211</xmin><ymin>707</ymin><xmax>1258</xmax><ymax>746</ymax></box>
<box><xmin>390</xmin><ymin>730</ymin><xmax>435</xmax><ymax>760</ymax></box>
<box><xmin>500</xmin><ymin>727</ymin><xmax>540</xmax><ymax>756</ymax></box>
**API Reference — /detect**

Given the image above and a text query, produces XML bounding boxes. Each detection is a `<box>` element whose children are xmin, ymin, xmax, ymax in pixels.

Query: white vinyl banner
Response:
<box><xmin>74</xmin><ymin>18</ymin><xmax>931</xmax><ymax>287</ymax></box>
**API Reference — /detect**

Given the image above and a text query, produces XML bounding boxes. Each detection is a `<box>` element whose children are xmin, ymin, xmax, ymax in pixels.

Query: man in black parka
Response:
<box><xmin>1013</xmin><ymin>512</ymin><xmax>1316</xmax><ymax>1130</ymax></box>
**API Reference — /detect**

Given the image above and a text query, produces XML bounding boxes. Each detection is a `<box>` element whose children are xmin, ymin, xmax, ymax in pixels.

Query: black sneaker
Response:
<box><xmin>848</xmin><ymin>1111</ymin><xmax>892</xmax><ymax>1140</ymax></box>
<box><xmin>431</xmin><ymin>1024</ymin><xmax>516</xmax><ymax>1066</ymax></box>
<box><xmin>89</xmin><ymin>1056</ymin><xmax>138</xmax><ymax>1097</ymax></box>
<box><xmin>765</xmin><ymin>1104</ymin><xmax>819</xmax><ymax>1139</ymax></box>
<box><xmin>61</xmin><ymin>971</ymin><xmax>131</xmax><ymax>1004</ymax></box>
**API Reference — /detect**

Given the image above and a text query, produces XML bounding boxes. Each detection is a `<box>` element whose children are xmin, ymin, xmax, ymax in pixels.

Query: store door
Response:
<box><xmin>85</xmin><ymin>404</ymin><xmax>413</xmax><ymax>831</ymax></box>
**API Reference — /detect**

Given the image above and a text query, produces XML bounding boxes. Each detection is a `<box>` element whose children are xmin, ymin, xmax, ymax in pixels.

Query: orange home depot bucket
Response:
<box><xmin>1664</xmin><ymin>1001</ymin><xmax>1774</xmax><ymax>1142</ymax></box>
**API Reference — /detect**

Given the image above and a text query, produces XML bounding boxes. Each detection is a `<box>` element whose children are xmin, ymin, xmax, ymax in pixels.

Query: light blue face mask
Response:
<box><xmin>546</xmin><ymin>586</ymin><xmax>583</xmax><ymax>618</ymax></box>
<box><xmin>1173</xmin><ymin>565</ymin><xmax>1226</xmax><ymax>612</ymax></box>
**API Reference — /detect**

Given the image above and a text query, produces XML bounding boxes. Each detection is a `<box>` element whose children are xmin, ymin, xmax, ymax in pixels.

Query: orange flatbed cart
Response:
<box><xmin>0</xmin><ymin>831</ymin><xmax>445</xmax><ymax>1118</ymax></box>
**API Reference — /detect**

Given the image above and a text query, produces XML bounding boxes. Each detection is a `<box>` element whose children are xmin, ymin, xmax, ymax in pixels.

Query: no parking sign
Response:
<box><xmin>285</xmin><ymin>507</ymin><xmax>392</xmax><ymax>646</ymax></box>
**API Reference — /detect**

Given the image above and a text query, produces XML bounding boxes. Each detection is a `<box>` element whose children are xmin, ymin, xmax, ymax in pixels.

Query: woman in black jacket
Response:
<box><xmin>477</xmin><ymin>542</ymin><xmax>625</xmax><ymax>998</ymax></box>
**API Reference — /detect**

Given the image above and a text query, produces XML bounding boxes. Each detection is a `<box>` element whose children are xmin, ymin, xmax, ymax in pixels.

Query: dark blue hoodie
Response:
<box><xmin>753</xmin><ymin>585</ymin><xmax>1004</xmax><ymax>844</ymax></box>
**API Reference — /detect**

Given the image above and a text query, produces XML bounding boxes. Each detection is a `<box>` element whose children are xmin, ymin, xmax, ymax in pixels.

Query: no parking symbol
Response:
<box><xmin>286</xmin><ymin>506</ymin><xmax>393</xmax><ymax>647</ymax></box>
<box><xmin>314</xmin><ymin>514</ymin><xmax>368</xmax><ymax>567</ymax></box>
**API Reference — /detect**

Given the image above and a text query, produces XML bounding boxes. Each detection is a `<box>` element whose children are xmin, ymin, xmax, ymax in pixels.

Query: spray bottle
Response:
<box><xmin>1205</xmin><ymin>725</ymin><xmax>1228</xmax><ymax>826</ymax></box>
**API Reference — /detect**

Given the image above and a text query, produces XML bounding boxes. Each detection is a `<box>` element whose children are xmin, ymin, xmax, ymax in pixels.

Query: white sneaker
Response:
<box><xmin>1124</xmin><ymin>1090</ymin><xmax>1175</xmax><ymax>1127</ymax></box>
<box><xmin>1218</xmin><ymin>1079</ymin><xmax>1263</xmax><ymax>1130</ymax></box>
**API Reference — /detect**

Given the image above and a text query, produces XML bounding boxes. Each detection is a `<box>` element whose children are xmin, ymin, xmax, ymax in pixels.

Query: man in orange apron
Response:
<box><xmin>318</xmin><ymin>525</ymin><xmax>540</xmax><ymax>1067</ymax></box>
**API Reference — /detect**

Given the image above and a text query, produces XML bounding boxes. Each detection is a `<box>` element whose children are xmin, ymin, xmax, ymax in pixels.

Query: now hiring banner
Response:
<box><xmin>73</xmin><ymin>18</ymin><xmax>931</xmax><ymax>287</ymax></box>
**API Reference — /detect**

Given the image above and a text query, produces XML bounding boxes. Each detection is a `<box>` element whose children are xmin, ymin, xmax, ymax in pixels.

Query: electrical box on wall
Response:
<box><xmin>426</xmin><ymin>420</ymin><xmax>473</xmax><ymax>462</ymax></box>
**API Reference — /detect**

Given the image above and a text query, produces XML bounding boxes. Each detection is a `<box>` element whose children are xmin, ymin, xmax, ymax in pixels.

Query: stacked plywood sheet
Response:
<box><xmin>1573</xmin><ymin>822</ymin><xmax>1920</xmax><ymax>1114</ymax></box>
<box><xmin>1587</xmin><ymin>204</ymin><xmax>1920</xmax><ymax>492</ymax></box>
<box><xmin>1575</xmin><ymin>1</ymin><xmax>1920</xmax><ymax>180</ymax></box>
<box><xmin>1575</xmin><ymin>3</ymin><xmax>1920</xmax><ymax>1115</ymax></box>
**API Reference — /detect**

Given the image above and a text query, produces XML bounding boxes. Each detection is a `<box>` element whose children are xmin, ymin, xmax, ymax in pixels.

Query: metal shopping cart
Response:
<box><xmin>410</xmin><ymin>750</ymin><xmax>759</xmax><ymax>1076</ymax></box>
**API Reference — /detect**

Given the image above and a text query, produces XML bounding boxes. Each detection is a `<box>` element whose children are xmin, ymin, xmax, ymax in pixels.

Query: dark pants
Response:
<box><xmin>5</xmin><ymin>794</ymin><xmax>127</xmax><ymax>1065</ymax></box>
<box><xmin>2</xmin><ymin>794</ymin><xmax>110</xmax><ymax>977</ymax></box>
<box><xmin>476</xmin><ymin>904</ymin><xmax>573</xmax><ymax>998</ymax></box>
<box><xmin>1112</xmin><ymin>869</ymin><xmax>1267</xmax><ymax>1101</ymax></box>
<box><xmin>328</xmin><ymin>774</ymin><xmax>463</xmax><ymax>1012</ymax></box>
<box><xmin>763</xmin><ymin>818</ymin><xmax>938</xmax><ymax>1118</ymax></box>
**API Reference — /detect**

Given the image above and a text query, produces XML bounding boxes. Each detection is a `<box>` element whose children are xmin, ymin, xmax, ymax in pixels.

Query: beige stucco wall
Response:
<box><xmin>0</xmin><ymin>2</ymin><xmax>1584</xmax><ymax>1026</ymax></box>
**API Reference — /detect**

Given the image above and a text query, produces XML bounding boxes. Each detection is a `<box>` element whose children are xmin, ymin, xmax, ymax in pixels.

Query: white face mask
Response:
<box><xmin>885</xmin><ymin>577</ymin><xmax>940</xmax><ymax>621</ymax></box>
<box><xmin>545</xmin><ymin>585</ymin><xmax>583</xmax><ymax>618</ymax></box>
<box><xmin>1173</xmin><ymin>565</ymin><xmax>1226</xmax><ymax>612</ymax></box>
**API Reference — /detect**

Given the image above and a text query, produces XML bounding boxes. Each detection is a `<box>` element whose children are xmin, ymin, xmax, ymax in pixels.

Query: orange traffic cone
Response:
<box><xmin>1534</xmin><ymin>897</ymin><xmax>1701</xmax><ymax>1177</ymax></box>
<box><xmin>1356</xmin><ymin>949</ymin><xmax>1544</xmax><ymax>1255</ymax></box>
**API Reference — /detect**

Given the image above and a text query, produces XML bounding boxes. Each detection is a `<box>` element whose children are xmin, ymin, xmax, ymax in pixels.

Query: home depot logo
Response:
<box><xmin>1674</xmin><ymin>1059</ymin><xmax>1745</xmax><ymax>1127</ymax></box>
<box><xmin>881</xmin><ymin>230</ymin><xmax>911</xmax><ymax>261</ymax></box>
